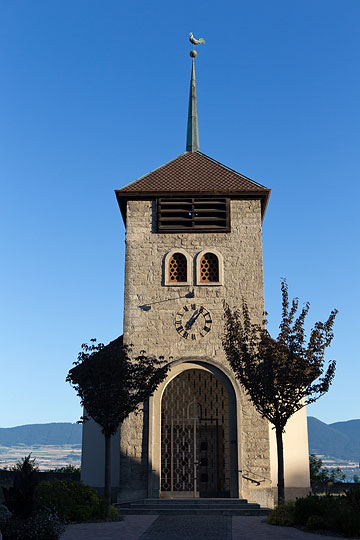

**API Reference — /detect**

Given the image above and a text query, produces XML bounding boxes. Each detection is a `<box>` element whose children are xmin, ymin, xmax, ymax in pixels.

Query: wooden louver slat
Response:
<box><xmin>157</xmin><ymin>197</ymin><xmax>230</xmax><ymax>233</ymax></box>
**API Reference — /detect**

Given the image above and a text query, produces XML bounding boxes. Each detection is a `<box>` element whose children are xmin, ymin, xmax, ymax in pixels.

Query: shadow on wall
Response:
<box><xmin>118</xmin><ymin>400</ymin><xmax>153</xmax><ymax>501</ymax></box>
<box><xmin>81</xmin><ymin>400</ymin><xmax>154</xmax><ymax>502</ymax></box>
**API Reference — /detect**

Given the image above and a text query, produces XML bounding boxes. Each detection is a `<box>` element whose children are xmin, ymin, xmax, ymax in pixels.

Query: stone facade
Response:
<box><xmin>119</xmin><ymin>198</ymin><xmax>273</xmax><ymax>506</ymax></box>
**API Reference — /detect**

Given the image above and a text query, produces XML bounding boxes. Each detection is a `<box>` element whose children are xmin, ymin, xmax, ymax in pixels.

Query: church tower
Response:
<box><xmin>115</xmin><ymin>50</ymin><xmax>274</xmax><ymax>505</ymax></box>
<box><xmin>81</xmin><ymin>45</ymin><xmax>310</xmax><ymax>507</ymax></box>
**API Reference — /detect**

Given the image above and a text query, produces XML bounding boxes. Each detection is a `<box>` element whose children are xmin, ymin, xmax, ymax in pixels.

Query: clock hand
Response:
<box><xmin>185</xmin><ymin>312</ymin><xmax>198</xmax><ymax>330</ymax></box>
<box><xmin>185</xmin><ymin>309</ymin><xmax>202</xmax><ymax>330</ymax></box>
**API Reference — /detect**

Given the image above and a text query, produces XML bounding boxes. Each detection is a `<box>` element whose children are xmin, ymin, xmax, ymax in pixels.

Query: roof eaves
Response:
<box><xmin>115</xmin><ymin>188</ymin><xmax>271</xmax><ymax>224</ymax></box>
<box><xmin>115</xmin><ymin>189</ymin><xmax>269</xmax><ymax>197</ymax></box>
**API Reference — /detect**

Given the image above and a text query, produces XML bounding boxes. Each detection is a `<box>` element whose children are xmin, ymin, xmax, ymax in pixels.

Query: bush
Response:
<box><xmin>339</xmin><ymin>508</ymin><xmax>360</xmax><ymax>537</ymax></box>
<box><xmin>295</xmin><ymin>491</ymin><xmax>360</xmax><ymax>537</ymax></box>
<box><xmin>325</xmin><ymin>498</ymin><xmax>360</xmax><ymax>537</ymax></box>
<box><xmin>108</xmin><ymin>505</ymin><xmax>119</xmax><ymax>519</ymax></box>
<box><xmin>267</xmin><ymin>502</ymin><xmax>295</xmax><ymax>526</ymax></box>
<box><xmin>47</xmin><ymin>465</ymin><xmax>81</xmax><ymax>474</ymax></box>
<box><xmin>0</xmin><ymin>509</ymin><xmax>64</xmax><ymax>540</ymax></box>
<box><xmin>306</xmin><ymin>514</ymin><xmax>326</xmax><ymax>530</ymax></box>
<box><xmin>294</xmin><ymin>495</ymin><xmax>324</xmax><ymax>525</ymax></box>
<box><xmin>36</xmin><ymin>480</ymin><xmax>117</xmax><ymax>522</ymax></box>
<box><xmin>267</xmin><ymin>490</ymin><xmax>360</xmax><ymax>537</ymax></box>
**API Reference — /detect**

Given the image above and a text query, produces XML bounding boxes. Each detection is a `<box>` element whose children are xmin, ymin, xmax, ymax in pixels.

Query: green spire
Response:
<box><xmin>186</xmin><ymin>56</ymin><xmax>200</xmax><ymax>152</ymax></box>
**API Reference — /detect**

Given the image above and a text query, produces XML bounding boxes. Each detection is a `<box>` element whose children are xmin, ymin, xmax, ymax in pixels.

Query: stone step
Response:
<box><xmin>115</xmin><ymin>498</ymin><xmax>270</xmax><ymax>516</ymax></box>
<box><xmin>116</xmin><ymin>507</ymin><xmax>270</xmax><ymax>516</ymax></box>
<box><xmin>127</xmin><ymin>498</ymin><xmax>249</xmax><ymax>505</ymax></box>
<box><xmin>124</xmin><ymin>503</ymin><xmax>260</xmax><ymax>510</ymax></box>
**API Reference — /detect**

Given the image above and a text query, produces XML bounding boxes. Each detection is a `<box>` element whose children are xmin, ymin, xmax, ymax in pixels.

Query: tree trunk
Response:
<box><xmin>275</xmin><ymin>424</ymin><xmax>285</xmax><ymax>505</ymax></box>
<box><xmin>104</xmin><ymin>433</ymin><xmax>112</xmax><ymax>517</ymax></box>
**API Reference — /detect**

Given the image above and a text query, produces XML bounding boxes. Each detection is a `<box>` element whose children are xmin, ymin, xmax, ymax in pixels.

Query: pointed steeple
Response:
<box><xmin>186</xmin><ymin>54</ymin><xmax>200</xmax><ymax>152</ymax></box>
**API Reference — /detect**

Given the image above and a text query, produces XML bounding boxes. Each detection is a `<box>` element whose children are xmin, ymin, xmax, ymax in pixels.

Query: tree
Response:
<box><xmin>3</xmin><ymin>454</ymin><xmax>39</xmax><ymax>518</ymax></box>
<box><xmin>10</xmin><ymin>453</ymin><xmax>39</xmax><ymax>472</ymax></box>
<box><xmin>310</xmin><ymin>454</ymin><xmax>345</xmax><ymax>484</ymax></box>
<box><xmin>66</xmin><ymin>336</ymin><xmax>169</xmax><ymax>514</ymax></box>
<box><xmin>310</xmin><ymin>454</ymin><xmax>327</xmax><ymax>483</ymax></box>
<box><xmin>222</xmin><ymin>279</ymin><xmax>337</xmax><ymax>505</ymax></box>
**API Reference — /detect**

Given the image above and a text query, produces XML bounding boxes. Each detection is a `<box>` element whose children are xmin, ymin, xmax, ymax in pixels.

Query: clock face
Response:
<box><xmin>175</xmin><ymin>304</ymin><xmax>212</xmax><ymax>340</ymax></box>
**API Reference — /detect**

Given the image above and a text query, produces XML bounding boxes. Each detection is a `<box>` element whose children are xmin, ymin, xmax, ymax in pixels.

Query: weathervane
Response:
<box><xmin>189</xmin><ymin>32</ymin><xmax>205</xmax><ymax>58</ymax></box>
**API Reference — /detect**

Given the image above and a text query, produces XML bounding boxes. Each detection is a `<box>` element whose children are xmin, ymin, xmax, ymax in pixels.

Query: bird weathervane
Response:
<box><xmin>189</xmin><ymin>32</ymin><xmax>205</xmax><ymax>58</ymax></box>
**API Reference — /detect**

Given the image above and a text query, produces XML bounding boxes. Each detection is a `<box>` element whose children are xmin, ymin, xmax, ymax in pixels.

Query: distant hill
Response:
<box><xmin>308</xmin><ymin>417</ymin><xmax>360</xmax><ymax>462</ymax></box>
<box><xmin>1</xmin><ymin>418</ymin><xmax>360</xmax><ymax>463</ymax></box>
<box><xmin>331</xmin><ymin>420</ymin><xmax>360</xmax><ymax>443</ymax></box>
<box><xmin>0</xmin><ymin>423</ymin><xmax>82</xmax><ymax>446</ymax></box>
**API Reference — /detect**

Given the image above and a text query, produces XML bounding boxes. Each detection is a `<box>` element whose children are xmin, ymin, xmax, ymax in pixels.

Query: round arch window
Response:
<box><xmin>200</xmin><ymin>253</ymin><xmax>219</xmax><ymax>282</ymax></box>
<box><xmin>168</xmin><ymin>252</ymin><xmax>187</xmax><ymax>282</ymax></box>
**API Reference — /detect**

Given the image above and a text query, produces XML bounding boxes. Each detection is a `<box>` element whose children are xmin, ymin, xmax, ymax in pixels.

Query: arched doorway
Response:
<box><xmin>160</xmin><ymin>368</ymin><xmax>231</xmax><ymax>498</ymax></box>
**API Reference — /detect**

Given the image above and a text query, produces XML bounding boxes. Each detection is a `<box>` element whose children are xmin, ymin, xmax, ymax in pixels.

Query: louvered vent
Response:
<box><xmin>157</xmin><ymin>197</ymin><xmax>230</xmax><ymax>233</ymax></box>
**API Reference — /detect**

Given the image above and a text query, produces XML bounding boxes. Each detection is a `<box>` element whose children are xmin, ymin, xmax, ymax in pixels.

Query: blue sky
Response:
<box><xmin>1</xmin><ymin>0</ymin><xmax>359</xmax><ymax>428</ymax></box>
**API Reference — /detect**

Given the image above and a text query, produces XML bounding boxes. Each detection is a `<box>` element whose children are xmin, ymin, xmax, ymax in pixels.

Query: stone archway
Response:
<box><xmin>148</xmin><ymin>360</ymin><xmax>239</xmax><ymax>499</ymax></box>
<box><xmin>161</xmin><ymin>368</ymin><xmax>230</xmax><ymax>497</ymax></box>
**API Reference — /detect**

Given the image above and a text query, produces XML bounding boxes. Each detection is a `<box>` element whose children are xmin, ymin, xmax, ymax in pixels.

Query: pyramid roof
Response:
<box><xmin>115</xmin><ymin>151</ymin><xmax>270</xmax><ymax>222</ymax></box>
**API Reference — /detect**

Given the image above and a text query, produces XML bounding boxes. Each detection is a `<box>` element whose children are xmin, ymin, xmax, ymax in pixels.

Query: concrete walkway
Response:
<box><xmin>61</xmin><ymin>515</ymin><xmax>341</xmax><ymax>540</ymax></box>
<box><xmin>60</xmin><ymin>516</ymin><xmax>157</xmax><ymax>540</ymax></box>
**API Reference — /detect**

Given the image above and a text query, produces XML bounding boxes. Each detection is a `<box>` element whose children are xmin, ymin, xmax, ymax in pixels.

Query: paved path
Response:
<box><xmin>61</xmin><ymin>515</ymin><xmax>340</xmax><ymax>540</ymax></box>
<box><xmin>232</xmin><ymin>516</ymin><xmax>338</xmax><ymax>539</ymax></box>
<box><xmin>60</xmin><ymin>516</ymin><xmax>157</xmax><ymax>540</ymax></box>
<box><xmin>140</xmin><ymin>515</ymin><xmax>232</xmax><ymax>539</ymax></box>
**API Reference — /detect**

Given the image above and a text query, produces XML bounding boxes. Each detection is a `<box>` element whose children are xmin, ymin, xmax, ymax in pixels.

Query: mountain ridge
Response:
<box><xmin>1</xmin><ymin>418</ymin><xmax>359</xmax><ymax>463</ymax></box>
<box><xmin>307</xmin><ymin>416</ymin><xmax>360</xmax><ymax>461</ymax></box>
<box><xmin>0</xmin><ymin>423</ymin><xmax>81</xmax><ymax>446</ymax></box>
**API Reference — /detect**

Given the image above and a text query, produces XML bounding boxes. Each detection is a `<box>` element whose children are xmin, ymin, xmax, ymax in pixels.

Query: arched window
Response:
<box><xmin>168</xmin><ymin>253</ymin><xmax>187</xmax><ymax>283</ymax></box>
<box><xmin>200</xmin><ymin>253</ymin><xmax>219</xmax><ymax>282</ymax></box>
<box><xmin>164</xmin><ymin>249</ymin><xmax>191</xmax><ymax>286</ymax></box>
<box><xmin>196</xmin><ymin>249</ymin><xmax>223</xmax><ymax>285</ymax></box>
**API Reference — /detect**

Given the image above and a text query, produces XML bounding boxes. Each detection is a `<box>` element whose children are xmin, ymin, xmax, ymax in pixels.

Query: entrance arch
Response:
<box><xmin>148</xmin><ymin>360</ymin><xmax>239</xmax><ymax>498</ymax></box>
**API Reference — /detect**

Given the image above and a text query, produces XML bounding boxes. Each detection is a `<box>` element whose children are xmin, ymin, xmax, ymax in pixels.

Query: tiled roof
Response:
<box><xmin>116</xmin><ymin>151</ymin><xmax>269</xmax><ymax>194</ymax></box>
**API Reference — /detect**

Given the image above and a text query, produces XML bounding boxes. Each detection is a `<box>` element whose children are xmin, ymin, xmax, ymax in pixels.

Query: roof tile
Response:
<box><xmin>116</xmin><ymin>152</ymin><xmax>268</xmax><ymax>194</ymax></box>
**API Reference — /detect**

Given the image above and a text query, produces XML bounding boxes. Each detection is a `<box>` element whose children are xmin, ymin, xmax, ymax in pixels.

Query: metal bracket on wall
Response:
<box><xmin>239</xmin><ymin>469</ymin><xmax>272</xmax><ymax>486</ymax></box>
<box><xmin>139</xmin><ymin>289</ymin><xmax>195</xmax><ymax>311</ymax></box>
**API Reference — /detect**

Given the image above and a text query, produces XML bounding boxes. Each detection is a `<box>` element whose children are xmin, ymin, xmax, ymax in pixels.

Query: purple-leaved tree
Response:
<box><xmin>222</xmin><ymin>279</ymin><xmax>337</xmax><ymax>505</ymax></box>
